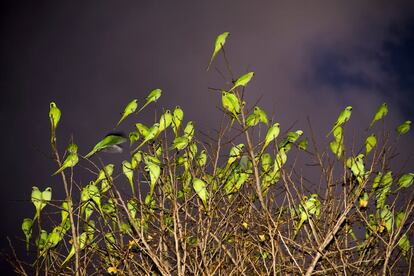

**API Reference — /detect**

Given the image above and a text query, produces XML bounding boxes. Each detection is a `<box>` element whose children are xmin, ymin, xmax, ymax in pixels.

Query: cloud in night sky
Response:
<box><xmin>1</xmin><ymin>1</ymin><xmax>414</xmax><ymax>272</ymax></box>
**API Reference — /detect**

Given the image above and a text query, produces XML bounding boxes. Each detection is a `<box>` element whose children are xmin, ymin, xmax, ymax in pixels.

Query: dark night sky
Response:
<box><xmin>1</xmin><ymin>1</ymin><xmax>414</xmax><ymax>272</ymax></box>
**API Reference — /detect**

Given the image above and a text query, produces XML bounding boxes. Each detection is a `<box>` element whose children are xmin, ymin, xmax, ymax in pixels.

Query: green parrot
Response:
<box><xmin>292</xmin><ymin>197</ymin><xmax>310</xmax><ymax>239</ymax></box>
<box><xmin>332</xmin><ymin>126</ymin><xmax>343</xmax><ymax>142</ymax></box>
<box><xmin>36</xmin><ymin>230</ymin><xmax>48</xmax><ymax>251</ymax></box>
<box><xmin>21</xmin><ymin>218</ymin><xmax>33</xmax><ymax>251</ymax></box>
<box><xmin>398</xmin><ymin>234</ymin><xmax>410</xmax><ymax>257</ymax></box>
<box><xmin>394</xmin><ymin>211</ymin><xmax>411</xmax><ymax>257</ymax></box>
<box><xmin>85</xmin><ymin>220</ymin><xmax>95</xmax><ymax>243</ymax></box>
<box><xmin>129</xmin><ymin>131</ymin><xmax>140</xmax><ymax>146</ymax></box>
<box><xmin>85</xmin><ymin>133</ymin><xmax>127</xmax><ymax>158</ymax></box>
<box><xmin>375</xmin><ymin>171</ymin><xmax>392</xmax><ymax>209</ymax></box>
<box><xmin>193</xmin><ymin>178</ymin><xmax>208</xmax><ymax>208</ymax></box>
<box><xmin>172</xmin><ymin>106</ymin><xmax>184</xmax><ymax>136</ymax></box>
<box><xmin>131</xmin><ymin>151</ymin><xmax>142</xmax><ymax>169</ymax></box>
<box><xmin>261</xmin><ymin>153</ymin><xmax>272</xmax><ymax>173</ymax></box>
<box><xmin>229</xmin><ymin>72</ymin><xmax>254</xmax><ymax>92</ymax></box>
<box><xmin>254</xmin><ymin>106</ymin><xmax>269</xmax><ymax>125</ymax></box>
<box><xmin>246</xmin><ymin>106</ymin><xmax>268</xmax><ymax>127</ymax></box>
<box><xmin>81</xmin><ymin>193</ymin><xmax>95</xmax><ymax>222</ymax></box>
<box><xmin>327</xmin><ymin>106</ymin><xmax>352</xmax><ymax>137</ymax></box>
<box><xmin>365</xmin><ymin>134</ymin><xmax>377</xmax><ymax>155</ymax></box>
<box><xmin>396</xmin><ymin>120</ymin><xmax>411</xmax><ymax>135</ymax></box>
<box><xmin>158</xmin><ymin>109</ymin><xmax>172</xmax><ymax>134</ymax></box>
<box><xmin>330</xmin><ymin>140</ymin><xmax>343</xmax><ymax>159</ymax></box>
<box><xmin>100</xmin><ymin>179</ymin><xmax>112</xmax><ymax>194</ymax></box>
<box><xmin>144</xmin><ymin>156</ymin><xmax>161</xmax><ymax>196</ymax></box>
<box><xmin>188</xmin><ymin>142</ymin><xmax>198</xmax><ymax>160</ymax></box>
<box><xmin>222</xmin><ymin>91</ymin><xmax>241</xmax><ymax>124</ymax></box>
<box><xmin>397</xmin><ymin>173</ymin><xmax>414</xmax><ymax>190</ymax></box>
<box><xmin>274</xmin><ymin>147</ymin><xmax>287</xmax><ymax>173</ymax></box>
<box><xmin>61</xmin><ymin>201</ymin><xmax>69</xmax><ymax>225</ymax></box>
<box><xmin>87</xmin><ymin>183</ymin><xmax>102</xmax><ymax>214</ymax></box>
<box><xmin>239</xmin><ymin>153</ymin><xmax>251</xmax><ymax>171</ymax></box>
<box><xmin>183</xmin><ymin>121</ymin><xmax>195</xmax><ymax>141</ymax></box>
<box><xmin>138</xmin><ymin>88</ymin><xmax>162</xmax><ymax>112</ymax></box>
<box><xmin>135</xmin><ymin>123</ymin><xmax>150</xmax><ymax>137</ymax></box>
<box><xmin>369</xmin><ymin>102</ymin><xmax>388</xmax><ymax>128</ymax></box>
<box><xmin>170</xmin><ymin>136</ymin><xmax>190</xmax><ymax>151</ymax></box>
<box><xmin>226</xmin><ymin>144</ymin><xmax>245</xmax><ymax>170</ymax></box>
<box><xmin>224</xmin><ymin>168</ymin><xmax>250</xmax><ymax>197</ymax></box>
<box><xmin>260</xmin><ymin>123</ymin><xmax>280</xmax><ymax>155</ymax></box>
<box><xmin>127</xmin><ymin>199</ymin><xmax>138</xmax><ymax>218</ymax></box>
<box><xmin>49</xmin><ymin>101</ymin><xmax>61</xmax><ymax>132</ymax></box>
<box><xmin>115</xmin><ymin>99</ymin><xmax>138</xmax><ymax>127</ymax></box>
<box><xmin>395</xmin><ymin>210</ymin><xmax>406</xmax><ymax>228</ymax></box>
<box><xmin>132</xmin><ymin>123</ymin><xmax>160</xmax><ymax>152</ymax></box>
<box><xmin>379</xmin><ymin>205</ymin><xmax>393</xmax><ymax>233</ymax></box>
<box><xmin>246</xmin><ymin>112</ymin><xmax>260</xmax><ymax>127</ymax></box>
<box><xmin>42</xmin><ymin>225</ymin><xmax>65</xmax><ymax>254</ymax></box>
<box><xmin>102</xmin><ymin>199</ymin><xmax>116</xmax><ymax>217</ymax></box>
<box><xmin>31</xmin><ymin>187</ymin><xmax>42</xmax><ymax>220</ymax></box>
<box><xmin>293</xmin><ymin>194</ymin><xmax>320</xmax><ymax>239</ymax></box>
<box><xmin>196</xmin><ymin>149</ymin><xmax>207</xmax><ymax>168</ymax></box>
<box><xmin>31</xmin><ymin>186</ymin><xmax>52</xmax><ymax>220</ymax></box>
<box><xmin>94</xmin><ymin>164</ymin><xmax>114</xmax><ymax>185</ymax></box>
<box><xmin>278</xmin><ymin>130</ymin><xmax>303</xmax><ymax>149</ymax></box>
<box><xmin>346</xmin><ymin>154</ymin><xmax>365</xmax><ymax>183</ymax></box>
<box><xmin>207</xmin><ymin>31</ymin><xmax>230</xmax><ymax>71</ymax></box>
<box><xmin>61</xmin><ymin>232</ymin><xmax>88</xmax><ymax>266</ymax></box>
<box><xmin>53</xmin><ymin>144</ymin><xmax>79</xmax><ymax>175</ymax></box>
<box><xmin>122</xmin><ymin>160</ymin><xmax>135</xmax><ymax>194</ymax></box>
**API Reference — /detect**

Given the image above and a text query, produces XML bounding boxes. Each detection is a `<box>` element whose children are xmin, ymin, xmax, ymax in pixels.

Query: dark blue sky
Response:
<box><xmin>1</xmin><ymin>1</ymin><xmax>414</xmax><ymax>272</ymax></box>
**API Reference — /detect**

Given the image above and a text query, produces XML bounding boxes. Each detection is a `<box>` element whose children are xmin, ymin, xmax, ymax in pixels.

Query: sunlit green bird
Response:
<box><xmin>397</xmin><ymin>120</ymin><xmax>411</xmax><ymax>135</ymax></box>
<box><xmin>226</xmin><ymin>144</ymin><xmax>244</xmax><ymax>170</ymax></box>
<box><xmin>94</xmin><ymin>164</ymin><xmax>114</xmax><ymax>185</ymax></box>
<box><xmin>260</xmin><ymin>123</ymin><xmax>280</xmax><ymax>155</ymax></box>
<box><xmin>369</xmin><ymin>102</ymin><xmax>388</xmax><ymax>128</ymax></box>
<box><xmin>222</xmin><ymin>91</ymin><xmax>241</xmax><ymax>124</ymax></box>
<box><xmin>193</xmin><ymin>178</ymin><xmax>208</xmax><ymax>209</ymax></box>
<box><xmin>53</xmin><ymin>144</ymin><xmax>79</xmax><ymax>175</ymax></box>
<box><xmin>207</xmin><ymin>31</ymin><xmax>230</xmax><ymax>71</ymax></box>
<box><xmin>129</xmin><ymin>131</ymin><xmax>140</xmax><ymax>146</ymax></box>
<box><xmin>133</xmin><ymin>123</ymin><xmax>160</xmax><ymax>152</ymax></box>
<box><xmin>293</xmin><ymin>194</ymin><xmax>320</xmax><ymax>239</ymax></box>
<box><xmin>135</xmin><ymin>123</ymin><xmax>149</xmax><ymax>137</ymax></box>
<box><xmin>365</xmin><ymin>134</ymin><xmax>377</xmax><ymax>155</ymax></box>
<box><xmin>62</xmin><ymin>232</ymin><xmax>88</xmax><ymax>266</ymax></box>
<box><xmin>122</xmin><ymin>160</ymin><xmax>135</xmax><ymax>194</ymax></box>
<box><xmin>327</xmin><ymin>106</ymin><xmax>352</xmax><ymax>137</ymax></box>
<box><xmin>229</xmin><ymin>72</ymin><xmax>254</xmax><ymax>92</ymax></box>
<box><xmin>139</xmin><ymin>88</ymin><xmax>162</xmax><ymax>112</ymax></box>
<box><xmin>85</xmin><ymin>132</ymin><xmax>127</xmax><ymax>158</ymax></box>
<box><xmin>379</xmin><ymin>205</ymin><xmax>393</xmax><ymax>233</ymax></box>
<box><xmin>183</xmin><ymin>121</ymin><xmax>195</xmax><ymax>141</ymax></box>
<box><xmin>31</xmin><ymin>186</ymin><xmax>52</xmax><ymax>220</ymax></box>
<box><xmin>158</xmin><ymin>109</ymin><xmax>172</xmax><ymax>134</ymax></box>
<box><xmin>22</xmin><ymin>218</ymin><xmax>33</xmax><ymax>251</ymax></box>
<box><xmin>115</xmin><ymin>99</ymin><xmax>138</xmax><ymax>127</ymax></box>
<box><xmin>170</xmin><ymin>136</ymin><xmax>190</xmax><ymax>151</ymax></box>
<box><xmin>49</xmin><ymin>101</ymin><xmax>61</xmax><ymax>131</ymax></box>
<box><xmin>172</xmin><ymin>106</ymin><xmax>184</xmax><ymax>136</ymax></box>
